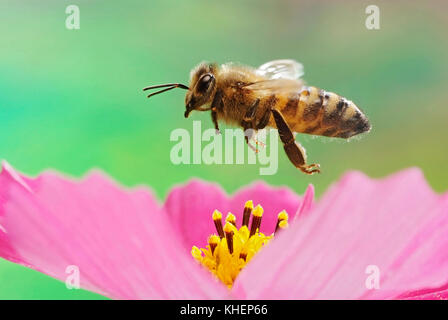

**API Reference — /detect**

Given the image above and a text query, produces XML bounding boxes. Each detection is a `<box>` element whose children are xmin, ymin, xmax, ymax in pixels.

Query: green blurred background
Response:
<box><xmin>0</xmin><ymin>0</ymin><xmax>447</xmax><ymax>299</ymax></box>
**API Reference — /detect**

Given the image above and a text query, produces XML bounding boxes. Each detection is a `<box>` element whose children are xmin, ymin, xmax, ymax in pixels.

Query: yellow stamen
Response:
<box><xmin>239</xmin><ymin>245</ymin><xmax>248</xmax><ymax>261</ymax></box>
<box><xmin>191</xmin><ymin>246</ymin><xmax>203</xmax><ymax>261</ymax></box>
<box><xmin>278</xmin><ymin>219</ymin><xmax>288</xmax><ymax>230</ymax></box>
<box><xmin>242</xmin><ymin>200</ymin><xmax>253</xmax><ymax>227</ymax></box>
<box><xmin>275</xmin><ymin>210</ymin><xmax>289</xmax><ymax>233</ymax></box>
<box><xmin>192</xmin><ymin>202</ymin><xmax>289</xmax><ymax>288</ymax></box>
<box><xmin>278</xmin><ymin>210</ymin><xmax>288</xmax><ymax>221</ymax></box>
<box><xmin>225</xmin><ymin>212</ymin><xmax>236</xmax><ymax>226</ymax></box>
<box><xmin>224</xmin><ymin>222</ymin><xmax>235</xmax><ymax>254</ymax></box>
<box><xmin>250</xmin><ymin>205</ymin><xmax>264</xmax><ymax>237</ymax></box>
<box><xmin>208</xmin><ymin>235</ymin><xmax>220</xmax><ymax>254</ymax></box>
<box><xmin>213</xmin><ymin>210</ymin><xmax>224</xmax><ymax>238</ymax></box>
<box><xmin>212</xmin><ymin>209</ymin><xmax>222</xmax><ymax>220</ymax></box>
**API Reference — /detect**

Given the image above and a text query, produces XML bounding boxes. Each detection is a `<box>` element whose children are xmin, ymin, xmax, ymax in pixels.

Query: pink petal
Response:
<box><xmin>233</xmin><ymin>168</ymin><xmax>448</xmax><ymax>299</ymax></box>
<box><xmin>295</xmin><ymin>184</ymin><xmax>314</xmax><ymax>220</ymax></box>
<box><xmin>0</xmin><ymin>162</ymin><xmax>228</xmax><ymax>299</ymax></box>
<box><xmin>400</xmin><ymin>283</ymin><xmax>448</xmax><ymax>300</ymax></box>
<box><xmin>164</xmin><ymin>179</ymin><xmax>305</xmax><ymax>249</ymax></box>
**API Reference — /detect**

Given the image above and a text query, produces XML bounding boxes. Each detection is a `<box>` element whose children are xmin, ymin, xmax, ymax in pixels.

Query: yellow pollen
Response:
<box><xmin>191</xmin><ymin>201</ymin><xmax>289</xmax><ymax>288</ymax></box>
<box><xmin>208</xmin><ymin>235</ymin><xmax>220</xmax><ymax>254</ymax></box>
<box><xmin>275</xmin><ymin>210</ymin><xmax>289</xmax><ymax>233</ymax></box>
<box><xmin>212</xmin><ymin>210</ymin><xmax>225</xmax><ymax>238</ymax></box>
<box><xmin>252</xmin><ymin>204</ymin><xmax>263</xmax><ymax>217</ymax></box>
<box><xmin>208</xmin><ymin>234</ymin><xmax>220</xmax><ymax>245</ymax></box>
<box><xmin>245</xmin><ymin>200</ymin><xmax>254</xmax><ymax>210</ymax></box>
<box><xmin>225</xmin><ymin>212</ymin><xmax>236</xmax><ymax>226</ymax></box>
<box><xmin>250</xmin><ymin>205</ymin><xmax>264</xmax><ymax>237</ymax></box>
<box><xmin>277</xmin><ymin>210</ymin><xmax>288</xmax><ymax>221</ymax></box>
<box><xmin>212</xmin><ymin>210</ymin><xmax>222</xmax><ymax>220</ymax></box>
<box><xmin>223</xmin><ymin>221</ymin><xmax>236</xmax><ymax>233</ymax></box>
<box><xmin>278</xmin><ymin>220</ymin><xmax>288</xmax><ymax>229</ymax></box>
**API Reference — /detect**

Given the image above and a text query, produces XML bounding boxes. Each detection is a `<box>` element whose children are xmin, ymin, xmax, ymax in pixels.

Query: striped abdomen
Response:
<box><xmin>278</xmin><ymin>86</ymin><xmax>371</xmax><ymax>138</ymax></box>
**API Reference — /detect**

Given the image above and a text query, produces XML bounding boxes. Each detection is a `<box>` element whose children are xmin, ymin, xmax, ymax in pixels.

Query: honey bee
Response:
<box><xmin>143</xmin><ymin>60</ymin><xmax>371</xmax><ymax>174</ymax></box>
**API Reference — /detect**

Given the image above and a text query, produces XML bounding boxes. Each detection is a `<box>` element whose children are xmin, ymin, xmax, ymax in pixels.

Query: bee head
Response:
<box><xmin>184</xmin><ymin>62</ymin><xmax>218</xmax><ymax>118</ymax></box>
<box><xmin>143</xmin><ymin>62</ymin><xmax>218</xmax><ymax>118</ymax></box>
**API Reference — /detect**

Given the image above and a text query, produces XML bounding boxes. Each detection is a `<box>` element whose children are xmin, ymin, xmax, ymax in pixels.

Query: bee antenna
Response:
<box><xmin>144</xmin><ymin>86</ymin><xmax>174</xmax><ymax>98</ymax></box>
<box><xmin>143</xmin><ymin>83</ymin><xmax>189</xmax><ymax>98</ymax></box>
<box><xmin>143</xmin><ymin>83</ymin><xmax>189</xmax><ymax>91</ymax></box>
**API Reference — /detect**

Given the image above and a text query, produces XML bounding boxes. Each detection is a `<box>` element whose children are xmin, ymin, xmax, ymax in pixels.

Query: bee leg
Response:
<box><xmin>256</xmin><ymin>107</ymin><xmax>271</xmax><ymax>130</ymax></box>
<box><xmin>241</xmin><ymin>99</ymin><xmax>260</xmax><ymax>152</ymax></box>
<box><xmin>211</xmin><ymin>108</ymin><xmax>220</xmax><ymax>134</ymax></box>
<box><xmin>210</xmin><ymin>90</ymin><xmax>224</xmax><ymax>134</ymax></box>
<box><xmin>245</xmin><ymin>130</ymin><xmax>259</xmax><ymax>153</ymax></box>
<box><xmin>249</xmin><ymin>106</ymin><xmax>272</xmax><ymax>150</ymax></box>
<box><xmin>271</xmin><ymin>109</ymin><xmax>321</xmax><ymax>175</ymax></box>
<box><xmin>242</xmin><ymin>125</ymin><xmax>258</xmax><ymax>153</ymax></box>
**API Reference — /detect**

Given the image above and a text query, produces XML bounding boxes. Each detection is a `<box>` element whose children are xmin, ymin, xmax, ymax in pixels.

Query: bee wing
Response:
<box><xmin>255</xmin><ymin>59</ymin><xmax>304</xmax><ymax>80</ymax></box>
<box><xmin>243</xmin><ymin>78</ymin><xmax>304</xmax><ymax>95</ymax></box>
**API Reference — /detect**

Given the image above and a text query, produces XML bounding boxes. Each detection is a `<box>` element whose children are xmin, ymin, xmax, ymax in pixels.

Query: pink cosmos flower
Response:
<box><xmin>0</xmin><ymin>160</ymin><xmax>447</xmax><ymax>300</ymax></box>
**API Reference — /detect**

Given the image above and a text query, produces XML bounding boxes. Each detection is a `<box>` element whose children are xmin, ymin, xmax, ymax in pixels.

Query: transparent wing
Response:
<box><xmin>255</xmin><ymin>59</ymin><xmax>304</xmax><ymax>80</ymax></box>
<box><xmin>243</xmin><ymin>78</ymin><xmax>304</xmax><ymax>95</ymax></box>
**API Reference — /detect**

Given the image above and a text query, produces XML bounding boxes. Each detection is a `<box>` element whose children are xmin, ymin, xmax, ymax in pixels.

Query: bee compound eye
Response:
<box><xmin>197</xmin><ymin>74</ymin><xmax>213</xmax><ymax>92</ymax></box>
<box><xmin>202</xmin><ymin>75</ymin><xmax>211</xmax><ymax>83</ymax></box>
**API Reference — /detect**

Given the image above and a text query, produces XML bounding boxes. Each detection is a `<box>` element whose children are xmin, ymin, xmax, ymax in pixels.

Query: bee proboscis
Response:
<box><xmin>143</xmin><ymin>59</ymin><xmax>371</xmax><ymax>174</ymax></box>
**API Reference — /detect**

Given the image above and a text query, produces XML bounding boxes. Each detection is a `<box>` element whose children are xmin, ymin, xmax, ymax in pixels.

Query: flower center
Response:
<box><xmin>191</xmin><ymin>200</ymin><xmax>289</xmax><ymax>288</ymax></box>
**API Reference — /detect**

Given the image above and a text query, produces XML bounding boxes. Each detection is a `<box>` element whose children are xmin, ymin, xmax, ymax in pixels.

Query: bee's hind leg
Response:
<box><xmin>271</xmin><ymin>109</ymin><xmax>321</xmax><ymax>175</ymax></box>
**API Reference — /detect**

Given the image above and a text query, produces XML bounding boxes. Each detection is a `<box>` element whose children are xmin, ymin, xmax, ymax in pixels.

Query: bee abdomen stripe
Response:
<box><xmin>340</xmin><ymin>107</ymin><xmax>361</xmax><ymax>130</ymax></box>
<box><xmin>334</xmin><ymin>106</ymin><xmax>371</xmax><ymax>137</ymax></box>
<box><xmin>302</xmin><ymin>87</ymin><xmax>323</xmax><ymax>122</ymax></box>
<box><xmin>282</xmin><ymin>94</ymin><xmax>299</xmax><ymax>118</ymax></box>
<box><xmin>336</xmin><ymin>100</ymin><xmax>345</xmax><ymax>112</ymax></box>
<box><xmin>323</xmin><ymin>96</ymin><xmax>345</xmax><ymax>126</ymax></box>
